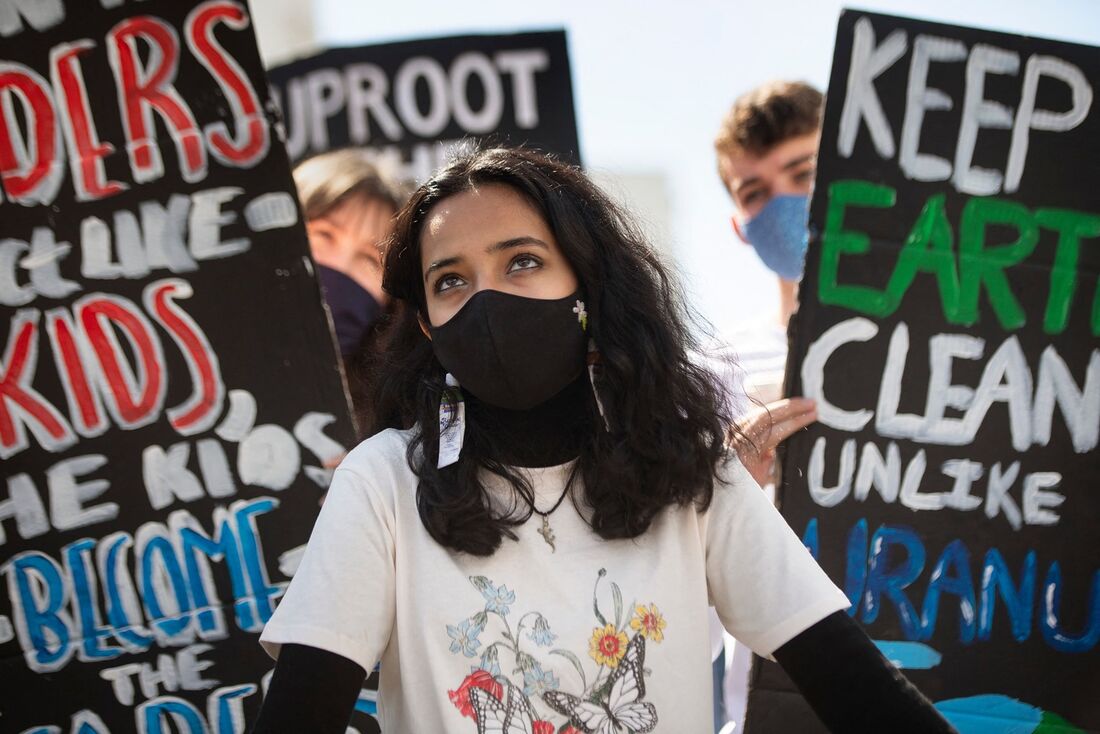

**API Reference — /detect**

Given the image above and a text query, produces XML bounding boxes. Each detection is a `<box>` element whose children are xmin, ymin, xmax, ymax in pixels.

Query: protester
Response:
<box><xmin>251</xmin><ymin>147</ymin><xmax>954</xmax><ymax>734</ymax></box>
<box><xmin>714</xmin><ymin>79</ymin><xmax>825</xmax><ymax>480</ymax></box>
<box><xmin>293</xmin><ymin>149</ymin><xmax>405</xmax><ymax>421</ymax></box>
<box><xmin>711</xmin><ymin>80</ymin><xmax>825</xmax><ymax>733</ymax></box>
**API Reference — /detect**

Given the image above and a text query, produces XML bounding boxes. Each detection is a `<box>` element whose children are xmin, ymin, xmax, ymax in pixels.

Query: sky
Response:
<box><xmin>304</xmin><ymin>0</ymin><xmax>1100</xmax><ymax>336</ymax></box>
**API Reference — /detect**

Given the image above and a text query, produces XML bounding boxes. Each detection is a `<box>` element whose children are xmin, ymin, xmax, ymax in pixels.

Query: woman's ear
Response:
<box><xmin>418</xmin><ymin>313</ymin><xmax>432</xmax><ymax>341</ymax></box>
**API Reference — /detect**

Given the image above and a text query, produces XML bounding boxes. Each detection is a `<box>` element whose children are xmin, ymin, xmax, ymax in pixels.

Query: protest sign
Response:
<box><xmin>747</xmin><ymin>10</ymin><xmax>1100</xmax><ymax>733</ymax></box>
<box><xmin>266</xmin><ymin>30</ymin><xmax>581</xmax><ymax>182</ymax></box>
<box><xmin>0</xmin><ymin>0</ymin><xmax>360</xmax><ymax>730</ymax></box>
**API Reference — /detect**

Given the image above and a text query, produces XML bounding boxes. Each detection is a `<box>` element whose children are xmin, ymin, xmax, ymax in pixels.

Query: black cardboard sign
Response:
<box><xmin>266</xmin><ymin>30</ymin><xmax>582</xmax><ymax>180</ymax></box>
<box><xmin>748</xmin><ymin>10</ymin><xmax>1100</xmax><ymax>733</ymax></box>
<box><xmin>0</xmin><ymin>1</ymin><xmax>359</xmax><ymax>731</ymax></box>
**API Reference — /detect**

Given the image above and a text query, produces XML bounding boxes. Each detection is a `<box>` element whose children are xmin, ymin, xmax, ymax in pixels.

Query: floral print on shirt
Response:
<box><xmin>444</xmin><ymin>568</ymin><xmax>663</xmax><ymax>733</ymax></box>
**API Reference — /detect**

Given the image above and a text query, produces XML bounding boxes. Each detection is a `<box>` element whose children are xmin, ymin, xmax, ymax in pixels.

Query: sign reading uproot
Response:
<box><xmin>0</xmin><ymin>0</ymin><xmax>356</xmax><ymax>731</ymax></box>
<box><xmin>749</xmin><ymin>10</ymin><xmax>1100</xmax><ymax>733</ymax></box>
<box><xmin>266</xmin><ymin>30</ymin><xmax>582</xmax><ymax>181</ymax></box>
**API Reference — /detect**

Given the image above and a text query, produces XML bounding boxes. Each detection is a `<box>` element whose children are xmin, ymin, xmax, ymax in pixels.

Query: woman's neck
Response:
<box><xmin>464</xmin><ymin>374</ymin><xmax>591</xmax><ymax>468</ymax></box>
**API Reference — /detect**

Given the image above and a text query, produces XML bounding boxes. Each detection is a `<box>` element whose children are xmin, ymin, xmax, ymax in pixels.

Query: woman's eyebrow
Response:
<box><xmin>424</xmin><ymin>255</ymin><xmax>461</xmax><ymax>282</ymax></box>
<box><xmin>424</xmin><ymin>238</ymin><xmax>550</xmax><ymax>282</ymax></box>
<box><xmin>487</xmin><ymin>236</ymin><xmax>550</xmax><ymax>253</ymax></box>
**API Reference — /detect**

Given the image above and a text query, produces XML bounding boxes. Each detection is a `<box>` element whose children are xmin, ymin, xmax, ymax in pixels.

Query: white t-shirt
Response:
<box><xmin>709</xmin><ymin>318</ymin><xmax>793</xmax><ymax>733</ymax></box>
<box><xmin>260</xmin><ymin>428</ymin><xmax>848</xmax><ymax>733</ymax></box>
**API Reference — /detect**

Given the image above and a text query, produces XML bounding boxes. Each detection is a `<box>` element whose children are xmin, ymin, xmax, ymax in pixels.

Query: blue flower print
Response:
<box><xmin>476</xmin><ymin>645</ymin><xmax>502</xmax><ymax>677</ymax></box>
<box><xmin>447</xmin><ymin>617</ymin><xmax>485</xmax><ymax>658</ymax></box>
<box><xmin>480</xmin><ymin>582</ymin><xmax>516</xmax><ymax>616</ymax></box>
<box><xmin>522</xmin><ymin>661</ymin><xmax>560</xmax><ymax>697</ymax></box>
<box><xmin>527</xmin><ymin>615</ymin><xmax>556</xmax><ymax>647</ymax></box>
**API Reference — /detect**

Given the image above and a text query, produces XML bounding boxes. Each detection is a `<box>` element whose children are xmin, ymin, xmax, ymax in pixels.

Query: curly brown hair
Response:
<box><xmin>715</xmin><ymin>80</ymin><xmax>823</xmax><ymax>191</ymax></box>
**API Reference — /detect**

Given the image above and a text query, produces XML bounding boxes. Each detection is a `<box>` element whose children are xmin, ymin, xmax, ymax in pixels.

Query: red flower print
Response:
<box><xmin>447</xmin><ymin>670</ymin><xmax>503</xmax><ymax>719</ymax></box>
<box><xmin>532</xmin><ymin>721</ymin><xmax>555</xmax><ymax>734</ymax></box>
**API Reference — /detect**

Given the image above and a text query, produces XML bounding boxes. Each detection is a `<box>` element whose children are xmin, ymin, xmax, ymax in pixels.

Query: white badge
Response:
<box><xmin>438</xmin><ymin>374</ymin><xmax>465</xmax><ymax>468</ymax></box>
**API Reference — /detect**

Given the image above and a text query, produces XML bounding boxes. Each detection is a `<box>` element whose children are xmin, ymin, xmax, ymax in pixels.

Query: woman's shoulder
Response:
<box><xmin>705</xmin><ymin>450</ymin><xmax>772</xmax><ymax>514</ymax></box>
<box><xmin>714</xmin><ymin>449</ymin><xmax>756</xmax><ymax>490</ymax></box>
<box><xmin>336</xmin><ymin>426</ymin><xmax>419</xmax><ymax>486</ymax></box>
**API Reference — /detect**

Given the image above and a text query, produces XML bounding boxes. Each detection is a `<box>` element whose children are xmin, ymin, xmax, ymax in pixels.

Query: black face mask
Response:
<box><xmin>429</xmin><ymin>289</ymin><xmax>587</xmax><ymax>410</ymax></box>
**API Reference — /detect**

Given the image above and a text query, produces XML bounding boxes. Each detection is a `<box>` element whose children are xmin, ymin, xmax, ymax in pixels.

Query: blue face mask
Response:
<box><xmin>741</xmin><ymin>194</ymin><xmax>810</xmax><ymax>281</ymax></box>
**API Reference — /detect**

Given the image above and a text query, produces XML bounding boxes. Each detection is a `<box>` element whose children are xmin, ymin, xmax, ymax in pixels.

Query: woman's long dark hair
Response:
<box><xmin>360</xmin><ymin>147</ymin><xmax>734</xmax><ymax>556</ymax></box>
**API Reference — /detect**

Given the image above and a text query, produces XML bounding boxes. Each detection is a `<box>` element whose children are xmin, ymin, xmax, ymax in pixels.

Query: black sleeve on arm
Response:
<box><xmin>251</xmin><ymin>644</ymin><xmax>366</xmax><ymax>734</ymax></box>
<box><xmin>773</xmin><ymin>611</ymin><xmax>958</xmax><ymax>734</ymax></box>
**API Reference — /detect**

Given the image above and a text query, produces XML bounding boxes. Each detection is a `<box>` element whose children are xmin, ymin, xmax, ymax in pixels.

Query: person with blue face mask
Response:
<box><xmin>712</xmin><ymin>79</ymin><xmax>825</xmax><ymax>488</ymax></box>
<box><xmin>710</xmin><ymin>80</ymin><xmax>825</xmax><ymax>734</ymax></box>
<box><xmin>717</xmin><ymin>80</ymin><xmax>820</xmax><ymax>332</ymax></box>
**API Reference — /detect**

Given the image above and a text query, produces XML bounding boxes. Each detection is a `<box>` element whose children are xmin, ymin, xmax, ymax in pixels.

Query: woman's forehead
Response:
<box><xmin>420</xmin><ymin>184</ymin><xmax>554</xmax><ymax>262</ymax></box>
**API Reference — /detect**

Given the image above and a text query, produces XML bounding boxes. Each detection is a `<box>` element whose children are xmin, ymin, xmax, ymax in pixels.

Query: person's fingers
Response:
<box><xmin>759</xmin><ymin>410</ymin><xmax>818</xmax><ymax>450</ymax></box>
<box><xmin>735</xmin><ymin>403</ymin><xmax>818</xmax><ymax>452</ymax></box>
<box><xmin>743</xmin><ymin>397</ymin><xmax>816</xmax><ymax>428</ymax></box>
<box><xmin>735</xmin><ymin>411</ymin><xmax>776</xmax><ymax>444</ymax></box>
<box><xmin>759</xmin><ymin>397</ymin><xmax>817</xmax><ymax>423</ymax></box>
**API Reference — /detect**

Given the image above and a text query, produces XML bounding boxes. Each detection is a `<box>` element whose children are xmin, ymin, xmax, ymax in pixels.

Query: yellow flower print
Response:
<box><xmin>630</xmin><ymin>603</ymin><xmax>667</xmax><ymax>643</ymax></box>
<box><xmin>589</xmin><ymin>623</ymin><xmax>629</xmax><ymax>668</ymax></box>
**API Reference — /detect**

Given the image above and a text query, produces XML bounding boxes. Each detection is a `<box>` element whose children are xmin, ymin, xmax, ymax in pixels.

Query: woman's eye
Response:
<box><xmin>435</xmin><ymin>274</ymin><xmax>465</xmax><ymax>293</ymax></box>
<box><xmin>508</xmin><ymin>254</ymin><xmax>542</xmax><ymax>273</ymax></box>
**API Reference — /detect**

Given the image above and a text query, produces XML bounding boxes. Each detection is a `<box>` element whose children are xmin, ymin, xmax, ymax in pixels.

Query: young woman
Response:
<box><xmin>254</xmin><ymin>148</ymin><xmax>954</xmax><ymax>733</ymax></box>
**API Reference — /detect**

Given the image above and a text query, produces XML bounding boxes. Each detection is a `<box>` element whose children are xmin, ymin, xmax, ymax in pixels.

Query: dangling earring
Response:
<box><xmin>437</xmin><ymin>373</ymin><xmax>465</xmax><ymax>468</ymax></box>
<box><xmin>575</xmin><ymin>300</ymin><xmax>610</xmax><ymax>432</ymax></box>
<box><xmin>586</xmin><ymin>341</ymin><xmax>611</xmax><ymax>433</ymax></box>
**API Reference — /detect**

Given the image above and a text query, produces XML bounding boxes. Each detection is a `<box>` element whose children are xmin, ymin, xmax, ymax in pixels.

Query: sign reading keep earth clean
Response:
<box><xmin>749</xmin><ymin>9</ymin><xmax>1100</xmax><ymax>734</ymax></box>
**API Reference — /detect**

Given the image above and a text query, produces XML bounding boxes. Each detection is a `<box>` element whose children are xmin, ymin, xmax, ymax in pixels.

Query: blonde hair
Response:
<box><xmin>715</xmin><ymin>81</ymin><xmax>823</xmax><ymax>190</ymax></box>
<box><xmin>293</xmin><ymin>148</ymin><xmax>406</xmax><ymax>220</ymax></box>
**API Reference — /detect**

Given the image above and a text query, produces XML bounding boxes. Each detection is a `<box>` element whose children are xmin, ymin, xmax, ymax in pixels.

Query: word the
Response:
<box><xmin>101</xmin><ymin>643</ymin><xmax>218</xmax><ymax>707</ymax></box>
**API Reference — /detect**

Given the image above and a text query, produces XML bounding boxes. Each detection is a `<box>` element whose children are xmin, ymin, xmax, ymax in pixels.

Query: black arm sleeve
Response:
<box><xmin>251</xmin><ymin>644</ymin><xmax>366</xmax><ymax>734</ymax></box>
<box><xmin>773</xmin><ymin>611</ymin><xmax>958</xmax><ymax>734</ymax></box>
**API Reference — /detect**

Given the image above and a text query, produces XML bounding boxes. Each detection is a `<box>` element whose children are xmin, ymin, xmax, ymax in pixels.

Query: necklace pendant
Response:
<box><xmin>537</xmin><ymin>515</ymin><xmax>557</xmax><ymax>553</ymax></box>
